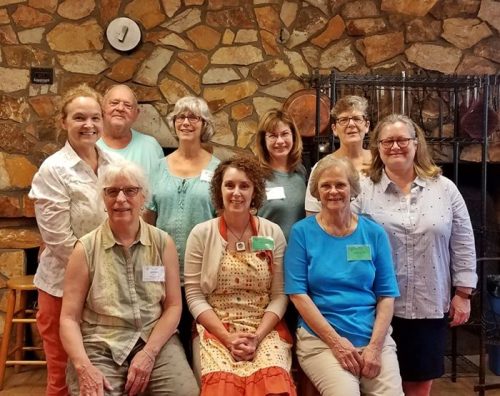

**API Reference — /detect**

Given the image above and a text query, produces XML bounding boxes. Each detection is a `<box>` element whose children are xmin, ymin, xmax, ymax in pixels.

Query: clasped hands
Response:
<box><xmin>331</xmin><ymin>336</ymin><xmax>382</xmax><ymax>379</ymax></box>
<box><xmin>225</xmin><ymin>331</ymin><xmax>260</xmax><ymax>362</ymax></box>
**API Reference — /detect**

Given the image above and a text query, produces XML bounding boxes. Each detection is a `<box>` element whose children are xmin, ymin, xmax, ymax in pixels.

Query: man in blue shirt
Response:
<box><xmin>98</xmin><ymin>85</ymin><xmax>164</xmax><ymax>180</ymax></box>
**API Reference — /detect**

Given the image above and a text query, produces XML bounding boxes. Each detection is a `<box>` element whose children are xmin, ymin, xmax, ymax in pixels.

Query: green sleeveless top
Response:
<box><xmin>79</xmin><ymin>218</ymin><xmax>168</xmax><ymax>365</ymax></box>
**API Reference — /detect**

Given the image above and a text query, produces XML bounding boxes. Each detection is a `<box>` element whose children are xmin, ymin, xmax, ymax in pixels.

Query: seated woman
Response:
<box><xmin>59</xmin><ymin>160</ymin><xmax>199</xmax><ymax>396</ymax></box>
<box><xmin>305</xmin><ymin>95</ymin><xmax>372</xmax><ymax>215</ymax></box>
<box><xmin>184</xmin><ymin>156</ymin><xmax>296</xmax><ymax>396</ymax></box>
<box><xmin>285</xmin><ymin>156</ymin><xmax>403</xmax><ymax>396</ymax></box>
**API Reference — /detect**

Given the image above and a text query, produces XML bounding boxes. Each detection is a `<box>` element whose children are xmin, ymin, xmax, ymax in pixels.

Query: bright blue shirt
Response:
<box><xmin>284</xmin><ymin>215</ymin><xmax>399</xmax><ymax>347</ymax></box>
<box><xmin>146</xmin><ymin>155</ymin><xmax>220</xmax><ymax>280</ymax></box>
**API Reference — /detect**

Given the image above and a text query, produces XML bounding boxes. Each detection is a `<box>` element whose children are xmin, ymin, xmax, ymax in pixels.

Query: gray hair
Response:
<box><xmin>166</xmin><ymin>96</ymin><xmax>215</xmax><ymax>142</ymax></box>
<box><xmin>102</xmin><ymin>84</ymin><xmax>138</xmax><ymax>107</ymax></box>
<box><xmin>309</xmin><ymin>156</ymin><xmax>360</xmax><ymax>200</ymax></box>
<box><xmin>331</xmin><ymin>95</ymin><xmax>369</xmax><ymax>120</ymax></box>
<box><xmin>97</xmin><ymin>159</ymin><xmax>150</xmax><ymax>202</ymax></box>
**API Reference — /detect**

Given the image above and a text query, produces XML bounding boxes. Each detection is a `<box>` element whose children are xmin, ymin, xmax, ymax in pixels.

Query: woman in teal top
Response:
<box><xmin>144</xmin><ymin>96</ymin><xmax>220</xmax><ymax>359</ymax></box>
<box><xmin>255</xmin><ymin>109</ymin><xmax>306</xmax><ymax>240</ymax></box>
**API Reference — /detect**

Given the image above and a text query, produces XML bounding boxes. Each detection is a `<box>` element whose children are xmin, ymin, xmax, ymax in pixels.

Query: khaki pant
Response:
<box><xmin>296</xmin><ymin>328</ymin><xmax>403</xmax><ymax>396</ymax></box>
<box><xmin>67</xmin><ymin>334</ymin><xmax>199</xmax><ymax>396</ymax></box>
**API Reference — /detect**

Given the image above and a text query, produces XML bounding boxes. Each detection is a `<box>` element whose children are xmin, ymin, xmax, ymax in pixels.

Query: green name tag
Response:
<box><xmin>346</xmin><ymin>245</ymin><xmax>372</xmax><ymax>261</ymax></box>
<box><xmin>250</xmin><ymin>236</ymin><xmax>275</xmax><ymax>251</ymax></box>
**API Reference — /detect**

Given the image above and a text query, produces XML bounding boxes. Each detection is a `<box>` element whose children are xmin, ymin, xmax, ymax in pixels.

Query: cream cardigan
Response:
<box><xmin>184</xmin><ymin>216</ymin><xmax>288</xmax><ymax>320</ymax></box>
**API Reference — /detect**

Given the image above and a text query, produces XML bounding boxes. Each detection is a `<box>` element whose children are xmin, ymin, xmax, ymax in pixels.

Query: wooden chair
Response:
<box><xmin>0</xmin><ymin>275</ymin><xmax>46</xmax><ymax>390</ymax></box>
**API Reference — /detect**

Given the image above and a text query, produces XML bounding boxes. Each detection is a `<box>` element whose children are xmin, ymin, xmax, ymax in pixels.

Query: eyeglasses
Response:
<box><xmin>265</xmin><ymin>131</ymin><xmax>292</xmax><ymax>142</ymax></box>
<box><xmin>335</xmin><ymin>116</ymin><xmax>366</xmax><ymax>126</ymax></box>
<box><xmin>319</xmin><ymin>182</ymin><xmax>349</xmax><ymax>192</ymax></box>
<box><xmin>378</xmin><ymin>138</ymin><xmax>416</xmax><ymax>149</ymax></box>
<box><xmin>103</xmin><ymin>186</ymin><xmax>142</xmax><ymax>198</ymax></box>
<box><xmin>175</xmin><ymin>114</ymin><xmax>202</xmax><ymax>124</ymax></box>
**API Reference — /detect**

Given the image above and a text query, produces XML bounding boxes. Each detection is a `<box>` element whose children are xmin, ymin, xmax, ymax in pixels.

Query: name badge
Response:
<box><xmin>200</xmin><ymin>169</ymin><xmax>214</xmax><ymax>182</ymax></box>
<box><xmin>143</xmin><ymin>266</ymin><xmax>165</xmax><ymax>282</ymax></box>
<box><xmin>250</xmin><ymin>236</ymin><xmax>275</xmax><ymax>251</ymax></box>
<box><xmin>346</xmin><ymin>245</ymin><xmax>372</xmax><ymax>261</ymax></box>
<box><xmin>266</xmin><ymin>186</ymin><xmax>286</xmax><ymax>200</ymax></box>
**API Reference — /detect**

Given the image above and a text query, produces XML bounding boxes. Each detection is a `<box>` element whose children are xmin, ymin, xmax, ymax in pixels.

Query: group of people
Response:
<box><xmin>28</xmin><ymin>84</ymin><xmax>477</xmax><ymax>396</ymax></box>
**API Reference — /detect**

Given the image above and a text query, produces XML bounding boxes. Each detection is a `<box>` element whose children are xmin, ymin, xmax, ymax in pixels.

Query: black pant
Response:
<box><xmin>179</xmin><ymin>287</ymin><xmax>194</xmax><ymax>366</ymax></box>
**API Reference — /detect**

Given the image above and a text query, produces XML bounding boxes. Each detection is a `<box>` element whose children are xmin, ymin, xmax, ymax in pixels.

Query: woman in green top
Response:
<box><xmin>144</xmin><ymin>96</ymin><xmax>220</xmax><ymax>360</ymax></box>
<box><xmin>255</xmin><ymin>108</ymin><xmax>306</xmax><ymax>240</ymax></box>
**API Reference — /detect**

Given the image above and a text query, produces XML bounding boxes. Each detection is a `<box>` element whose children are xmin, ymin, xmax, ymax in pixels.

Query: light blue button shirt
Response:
<box><xmin>351</xmin><ymin>171</ymin><xmax>477</xmax><ymax>319</ymax></box>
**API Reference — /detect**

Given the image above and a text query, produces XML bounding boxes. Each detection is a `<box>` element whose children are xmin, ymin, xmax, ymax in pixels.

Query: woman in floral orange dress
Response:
<box><xmin>184</xmin><ymin>156</ymin><xmax>296</xmax><ymax>396</ymax></box>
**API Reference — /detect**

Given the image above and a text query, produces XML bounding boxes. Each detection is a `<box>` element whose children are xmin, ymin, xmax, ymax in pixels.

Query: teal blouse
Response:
<box><xmin>146</xmin><ymin>155</ymin><xmax>220</xmax><ymax>280</ymax></box>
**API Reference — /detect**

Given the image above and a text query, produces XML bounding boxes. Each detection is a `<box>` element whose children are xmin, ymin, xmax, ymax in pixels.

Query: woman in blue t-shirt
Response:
<box><xmin>284</xmin><ymin>156</ymin><xmax>403</xmax><ymax>396</ymax></box>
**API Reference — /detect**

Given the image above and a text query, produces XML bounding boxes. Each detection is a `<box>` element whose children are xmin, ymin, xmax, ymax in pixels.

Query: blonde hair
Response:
<box><xmin>254</xmin><ymin>108</ymin><xmax>303</xmax><ymax>172</ymax></box>
<box><xmin>60</xmin><ymin>84</ymin><xmax>102</xmax><ymax>121</ymax></box>
<box><xmin>367</xmin><ymin>114</ymin><xmax>441</xmax><ymax>183</ymax></box>
<box><xmin>309</xmin><ymin>156</ymin><xmax>360</xmax><ymax>200</ymax></box>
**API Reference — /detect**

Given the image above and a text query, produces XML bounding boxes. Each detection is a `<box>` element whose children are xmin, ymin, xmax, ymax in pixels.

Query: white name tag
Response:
<box><xmin>266</xmin><ymin>186</ymin><xmax>286</xmax><ymax>200</ymax></box>
<box><xmin>200</xmin><ymin>169</ymin><xmax>214</xmax><ymax>182</ymax></box>
<box><xmin>142</xmin><ymin>266</ymin><xmax>165</xmax><ymax>282</ymax></box>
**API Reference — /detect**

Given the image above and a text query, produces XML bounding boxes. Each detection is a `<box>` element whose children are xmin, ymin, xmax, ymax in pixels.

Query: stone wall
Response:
<box><xmin>0</xmin><ymin>0</ymin><xmax>500</xmax><ymax>328</ymax></box>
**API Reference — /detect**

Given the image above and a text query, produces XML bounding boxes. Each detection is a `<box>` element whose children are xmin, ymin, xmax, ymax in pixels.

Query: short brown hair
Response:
<box><xmin>210</xmin><ymin>155</ymin><xmax>269</xmax><ymax>211</ymax></box>
<box><xmin>331</xmin><ymin>95</ymin><xmax>369</xmax><ymax>120</ymax></box>
<box><xmin>254</xmin><ymin>109</ymin><xmax>303</xmax><ymax>172</ymax></box>
<box><xmin>60</xmin><ymin>84</ymin><xmax>102</xmax><ymax>121</ymax></box>
<box><xmin>367</xmin><ymin>114</ymin><xmax>441</xmax><ymax>183</ymax></box>
<box><xmin>309</xmin><ymin>156</ymin><xmax>360</xmax><ymax>200</ymax></box>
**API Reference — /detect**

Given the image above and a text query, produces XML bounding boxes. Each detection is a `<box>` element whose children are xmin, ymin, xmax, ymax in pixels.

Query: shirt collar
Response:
<box><xmin>60</xmin><ymin>141</ymin><xmax>115</xmax><ymax>169</ymax></box>
<box><xmin>101</xmin><ymin>218</ymin><xmax>152</xmax><ymax>249</ymax></box>
<box><xmin>380</xmin><ymin>169</ymin><xmax>427</xmax><ymax>193</ymax></box>
<box><xmin>60</xmin><ymin>141</ymin><xmax>84</xmax><ymax>167</ymax></box>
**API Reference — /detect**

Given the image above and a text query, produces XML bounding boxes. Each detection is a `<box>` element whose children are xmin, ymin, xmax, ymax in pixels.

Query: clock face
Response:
<box><xmin>106</xmin><ymin>17</ymin><xmax>142</xmax><ymax>52</ymax></box>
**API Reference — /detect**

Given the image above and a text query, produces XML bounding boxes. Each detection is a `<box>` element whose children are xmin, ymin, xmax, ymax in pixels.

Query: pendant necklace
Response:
<box><xmin>226</xmin><ymin>217</ymin><xmax>251</xmax><ymax>252</ymax></box>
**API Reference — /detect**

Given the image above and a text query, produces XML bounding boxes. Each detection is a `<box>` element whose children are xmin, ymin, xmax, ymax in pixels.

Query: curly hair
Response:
<box><xmin>367</xmin><ymin>114</ymin><xmax>441</xmax><ymax>183</ymax></box>
<box><xmin>254</xmin><ymin>108</ymin><xmax>303</xmax><ymax>172</ymax></box>
<box><xmin>210</xmin><ymin>155</ymin><xmax>269</xmax><ymax>211</ymax></box>
<box><xmin>60</xmin><ymin>84</ymin><xmax>102</xmax><ymax>121</ymax></box>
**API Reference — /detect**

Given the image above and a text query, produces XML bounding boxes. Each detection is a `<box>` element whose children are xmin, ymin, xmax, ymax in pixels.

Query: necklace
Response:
<box><xmin>226</xmin><ymin>217</ymin><xmax>251</xmax><ymax>251</ymax></box>
<box><xmin>318</xmin><ymin>213</ymin><xmax>354</xmax><ymax>237</ymax></box>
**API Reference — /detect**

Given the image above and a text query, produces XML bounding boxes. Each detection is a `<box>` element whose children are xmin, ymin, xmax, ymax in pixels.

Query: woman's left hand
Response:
<box><xmin>124</xmin><ymin>349</ymin><xmax>155</xmax><ymax>396</ymax></box>
<box><xmin>230</xmin><ymin>334</ymin><xmax>259</xmax><ymax>362</ymax></box>
<box><xmin>360</xmin><ymin>344</ymin><xmax>382</xmax><ymax>379</ymax></box>
<box><xmin>449</xmin><ymin>294</ymin><xmax>471</xmax><ymax>327</ymax></box>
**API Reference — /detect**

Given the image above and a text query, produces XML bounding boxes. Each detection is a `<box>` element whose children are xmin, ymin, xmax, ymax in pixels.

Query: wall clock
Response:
<box><xmin>106</xmin><ymin>17</ymin><xmax>142</xmax><ymax>52</ymax></box>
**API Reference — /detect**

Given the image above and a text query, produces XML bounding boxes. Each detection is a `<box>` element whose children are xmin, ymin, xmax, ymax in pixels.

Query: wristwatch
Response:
<box><xmin>455</xmin><ymin>289</ymin><xmax>473</xmax><ymax>300</ymax></box>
